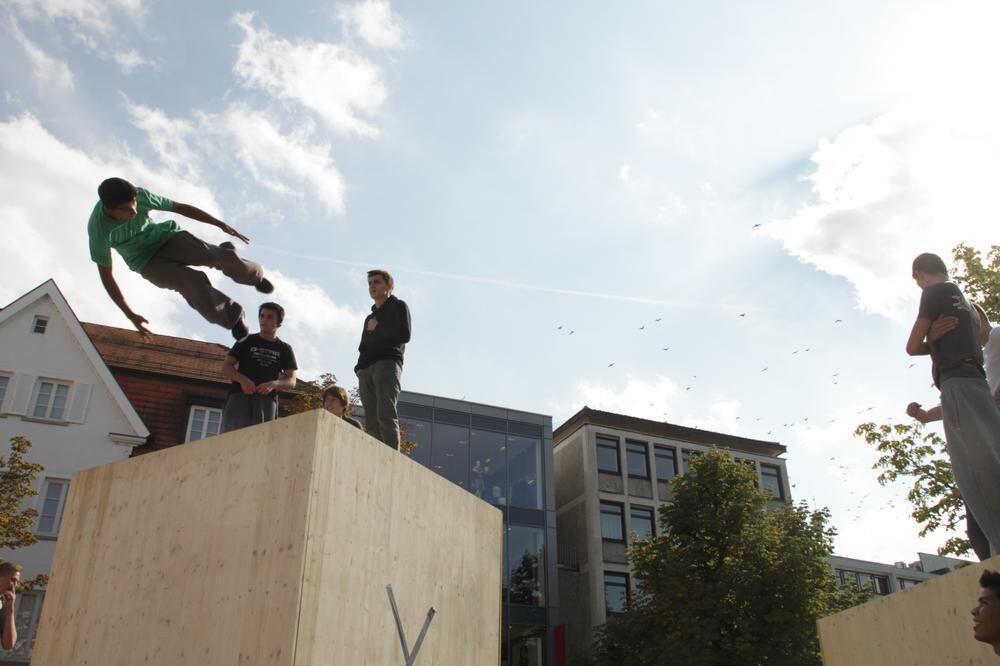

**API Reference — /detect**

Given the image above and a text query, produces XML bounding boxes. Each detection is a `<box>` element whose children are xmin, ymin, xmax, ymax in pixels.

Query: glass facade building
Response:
<box><xmin>359</xmin><ymin>390</ymin><xmax>559</xmax><ymax>666</ymax></box>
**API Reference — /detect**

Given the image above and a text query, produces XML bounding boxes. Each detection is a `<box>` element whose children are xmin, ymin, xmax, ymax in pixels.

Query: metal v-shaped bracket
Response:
<box><xmin>386</xmin><ymin>585</ymin><xmax>436</xmax><ymax>666</ymax></box>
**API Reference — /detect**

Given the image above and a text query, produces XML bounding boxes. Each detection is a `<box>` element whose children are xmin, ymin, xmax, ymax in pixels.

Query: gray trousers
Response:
<box><xmin>140</xmin><ymin>231</ymin><xmax>263</xmax><ymax>329</ymax></box>
<box><xmin>357</xmin><ymin>360</ymin><xmax>402</xmax><ymax>450</ymax></box>
<box><xmin>221</xmin><ymin>393</ymin><xmax>278</xmax><ymax>433</ymax></box>
<box><xmin>941</xmin><ymin>376</ymin><xmax>1000</xmax><ymax>556</ymax></box>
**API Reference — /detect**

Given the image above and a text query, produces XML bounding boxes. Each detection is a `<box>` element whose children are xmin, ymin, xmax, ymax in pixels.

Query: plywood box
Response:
<box><xmin>33</xmin><ymin>409</ymin><xmax>503</xmax><ymax>665</ymax></box>
<box><xmin>819</xmin><ymin>555</ymin><xmax>1000</xmax><ymax>665</ymax></box>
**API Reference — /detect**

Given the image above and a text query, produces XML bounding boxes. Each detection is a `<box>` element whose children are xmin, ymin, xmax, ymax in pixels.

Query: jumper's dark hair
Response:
<box><xmin>912</xmin><ymin>253</ymin><xmax>948</xmax><ymax>276</ymax></box>
<box><xmin>98</xmin><ymin>177</ymin><xmax>137</xmax><ymax>209</ymax></box>
<box><xmin>259</xmin><ymin>302</ymin><xmax>285</xmax><ymax>326</ymax></box>
<box><xmin>0</xmin><ymin>561</ymin><xmax>22</xmax><ymax>577</ymax></box>
<box><xmin>367</xmin><ymin>269</ymin><xmax>394</xmax><ymax>289</ymax></box>
<box><xmin>322</xmin><ymin>385</ymin><xmax>353</xmax><ymax>415</ymax></box>
<box><xmin>981</xmin><ymin>570</ymin><xmax>1000</xmax><ymax>596</ymax></box>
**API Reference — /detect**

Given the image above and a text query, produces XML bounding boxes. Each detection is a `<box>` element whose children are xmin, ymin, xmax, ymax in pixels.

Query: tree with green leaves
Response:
<box><xmin>592</xmin><ymin>449</ymin><xmax>866</xmax><ymax>666</ymax></box>
<box><xmin>853</xmin><ymin>421</ymin><xmax>971</xmax><ymax>557</ymax></box>
<box><xmin>854</xmin><ymin>243</ymin><xmax>1000</xmax><ymax>559</ymax></box>
<box><xmin>1</xmin><ymin>436</ymin><xmax>48</xmax><ymax>591</ymax></box>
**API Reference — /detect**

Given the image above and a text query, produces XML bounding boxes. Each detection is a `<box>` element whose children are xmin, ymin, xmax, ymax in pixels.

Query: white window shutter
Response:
<box><xmin>66</xmin><ymin>383</ymin><xmax>93</xmax><ymax>424</ymax></box>
<box><xmin>7</xmin><ymin>374</ymin><xmax>36</xmax><ymax>415</ymax></box>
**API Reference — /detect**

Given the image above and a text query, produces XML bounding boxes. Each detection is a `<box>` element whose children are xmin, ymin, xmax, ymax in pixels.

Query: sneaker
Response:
<box><xmin>255</xmin><ymin>277</ymin><xmax>275</xmax><ymax>294</ymax></box>
<box><xmin>231</xmin><ymin>317</ymin><xmax>249</xmax><ymax>341</ymax></box>
<box><xmin>219</xmin><ymin>241</ymin><xmax>236</xmax><ymax>251</ymax></box>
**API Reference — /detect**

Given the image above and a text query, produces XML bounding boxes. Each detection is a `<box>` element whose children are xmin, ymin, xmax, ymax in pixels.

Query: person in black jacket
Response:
<box><xmin>355</xmin><ymin>269</ymin><xmax>411</xmax><ymax>450</ymax></box>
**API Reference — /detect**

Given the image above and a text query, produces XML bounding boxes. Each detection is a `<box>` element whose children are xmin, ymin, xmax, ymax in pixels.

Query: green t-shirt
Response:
<box><xmin>88</xmin><ymin>188</ymin><xmax>181</xmax><ymax>272</ymax></box>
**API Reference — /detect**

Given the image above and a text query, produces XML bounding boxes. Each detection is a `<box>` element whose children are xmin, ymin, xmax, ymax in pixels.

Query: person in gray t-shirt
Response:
<box><xmin>907</xmin><ymin>252</ymin><xmax>1000</xmax><ymax>556</ymax></box>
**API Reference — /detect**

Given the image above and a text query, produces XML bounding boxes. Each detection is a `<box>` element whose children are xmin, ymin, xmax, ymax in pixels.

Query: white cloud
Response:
<box><xmin>126</xmin><ymin>102</ymin><xmax>199</xmax><ymax>180</ymax></box>
<box><xmin>7</xmin><ymin>0</ymin><xmax>144</xmax><ymax>34</ymax></box>
<box><xmin>568</xmin><ymin>374</ymin><xmax>678</xmax><ymax>421</ymax></box>
<box><xmin>0</xmin><ymin>113</ymin><xmax>220</xmax><ymax>336</ymax></box>
<box><xmin>762</xmin><ymin>101</ymin><xmax>1000</xmax><ymax>318</ymax></box>
<box><xmin>233</xmin><ymin>12</ymin><xmax>386</xmax><ymax>137</ymax></box>
<box><xmin>265</xmin><ymin>269</ymin><xmax>365</xmax><ymax>338</ymax></box>
<box><xmin>618</xmin><ymin>164</ymin><xmax>631</xmax><ymax>182</ymax></box>
<box><xmin>9</xmin><ymin>19</ymin><xmax>74</xmax><ymax>91</ymax></box>
<box><xmin>221</xmin><ymin>106</ymin><xmax>347</xmax><ymax>215</ymax></box>
<box><xmin>765</xmin><ymin>3</ymin><xmax>1000</xmax><ymax>320</ymax></box>
<box><xmin>338</xmin><ymin>0</ymin><xmax>408</xmax><ymax>50</ymax></box>
<box><xmin>680</xmin><ymin>399</ymin><xmax>743</xmax><ymax>435</ymax></box>
<box><xmin>114</xmin><ymin>49</ymin><xmax>153</xmax><ymax>74</ymax></box>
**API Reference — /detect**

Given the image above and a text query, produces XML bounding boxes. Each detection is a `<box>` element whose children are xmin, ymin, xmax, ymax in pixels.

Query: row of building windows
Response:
<box><xmin>401</xmin><ymin>414</ymin><xmax>545</xmax><ymax>510</ymax></box>
<box><xmin>600</xmin><ymin>501</ymin><xmax>655</xmax><ymax>542</ymax></box>
<box><xmin>596</xmin><ymin>435</ymin><xmax>784</xmax><ymax>499</ymax></box>
<box><xmin>836</xmin><ymin>569</ymin><xmax>892</xmax><ymax>595</ymax></box>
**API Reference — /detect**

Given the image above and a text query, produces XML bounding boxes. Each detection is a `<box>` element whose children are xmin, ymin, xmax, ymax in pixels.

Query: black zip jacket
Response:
<box><xmin>355</xmin><ymin>295</ymin><xmax>411</xmax><ymax>371</ymax></box>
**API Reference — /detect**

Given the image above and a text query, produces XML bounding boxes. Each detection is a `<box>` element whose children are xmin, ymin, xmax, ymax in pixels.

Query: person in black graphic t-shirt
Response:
<box><xmin>221</xmin><ymin>302</ymin><xmax>298</xmax><ymax>433</ymax></box>
<box><xmin>906</xmin><ymin>252</ymin><xmax>1000</xmax><ymax>556</ymax></box>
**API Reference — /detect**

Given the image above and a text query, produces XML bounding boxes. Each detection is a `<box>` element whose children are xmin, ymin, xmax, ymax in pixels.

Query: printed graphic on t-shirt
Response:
<box><xmin>951</xmin><ymin>293</ymin><xmax>971</xmax><ymax>312</ymax></box>
<box><xmin>249</xmin><ymin>346</ymin><xmax>282</xmax><ymax>368</ymax></box>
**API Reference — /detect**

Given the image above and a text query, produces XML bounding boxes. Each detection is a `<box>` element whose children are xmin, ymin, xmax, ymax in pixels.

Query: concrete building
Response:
<box><xmin>828</xmin><ymin>552</ymin><xmax>972</xmax><ymax>597</ymax></box>
<box><xmin>368</xmin><ymin>390</ymin><xmax>562</xmax><ymax>666</ymax></box>
<box><xmin>0</xmin><ymin>281</ymin><xmax>149</xmax><ymax>664</ymax></box>
<box><xmin>553</xmin><ymin>407</ymin><xmax>789</xmax><ymax>663</ymax></box>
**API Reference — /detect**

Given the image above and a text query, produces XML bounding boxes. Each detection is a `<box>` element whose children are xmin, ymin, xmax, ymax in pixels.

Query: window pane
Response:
<box><xmin>630</xmin><ymin>506</ymin><xmax>655</xmax><ymax>540</ymax></box>
<box><xmin>9</xmin><ymin>591</ymin><xmax>41</xmax><ymax>659</ymax></box>
<box><xmin>33</xmin><ymin>317</ymin><xmax>48</xmax><ymax>334</ymax></box>
<box><xmin>206</xmin><ymin>410</ymin><xmax>221</xmax><ymax>437</ymax></box>
<box><xmin>874</xmin><ymin>576</ymin><xmax>891</xmax><ymax>595</ymax></box>
<box><xmin>761</xmin><ymin>464</ymin><xmax>783</xmax><ymax>499</ymax></box>
<box><xmin>681</xmin><ymin>450</ymin><xmax>701</xmax><ymax>474</ymax></box>
<box><xmin>626</xmin><ymin>441</ymin><xmax>649</xmax><ymax>478</ymax></box>
<box><xmin>32</xmin><ymin>382</ymin><xmax>52</xmax><ymax>418</ymax></box>
<box><xmin>604</xmin><ymin>572</ymin><xmax>629</xmax><ymax>613</ymax></box>
<box><xmin>655</xmin><ymin>447</ymin><xmax>677</xmax><ymax>480</ymax></box>
<box><xmin>431</xmin><ymin>422</ymin><xmax>470</xmax><ymax>489</ymax></box>
<box><xmin>507</xmin><ymin>525</ymin><xmax>545</xmax><ymax>606</ymax></box>
<box><xmin>0</xmin><ymin>375</ymin><xmax>9</xmax><ymax>405</ymax></box>
<box><xmin>508</xmin><ymin>434</ymin><xmax>542</xmax><ymax>509</ymax></box>
<box><xmin>189</xmin><ymin>409</ymin><xmax>206</xmax><ymax>442</ymax></box>
<box><xmin>471</xmin><ymin>428</ymin><xmax>507</xmax><ymax>505</ymax></box>
<box><xmin>600</xmin><ymin>502</ymin><xmax>624</xmax><ymax>541</ymax></box>
<box><xmin>596</xmin><ymin>436</ymin><xmax>619</xmax><ymax>473</ymax></box>
<box><xmin>401</xmin><ymin>418</ymin><xmax>432</xmax><ymax>467</ymax></box>
<box><xmin>50</xmin><ymin>384</ymin><xmax>69</xmax><ymax>420</ymax></box>
<box><xmin>509</xmin><ymin>624</ymin><xmax>545</xmax><ymax>666</ymax></box>
<box><xmin>38</xmin><ymin>480</ymin><xmax>66</xmax><ymax>534</ymax></box>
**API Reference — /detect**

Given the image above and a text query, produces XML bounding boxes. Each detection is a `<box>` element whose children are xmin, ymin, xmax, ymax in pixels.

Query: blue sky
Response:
<box><xmin>3</xmin><ymin>0</ymin><xmax>1000</xmax><ymax>563</ymax></box>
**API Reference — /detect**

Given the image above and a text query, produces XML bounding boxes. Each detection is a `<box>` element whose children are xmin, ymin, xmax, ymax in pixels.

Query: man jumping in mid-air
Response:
<box><xmin>88</xmin><ymin>177</ymin><xmax>273</xmax><ymax>341</ymax></box>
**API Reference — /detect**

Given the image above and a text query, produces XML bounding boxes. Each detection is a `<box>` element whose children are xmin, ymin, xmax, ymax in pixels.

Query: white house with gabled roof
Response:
<box><xmin>0</xmin><ymin>279</ymin><xmax>149</xmax><ymax>664</ymax></box>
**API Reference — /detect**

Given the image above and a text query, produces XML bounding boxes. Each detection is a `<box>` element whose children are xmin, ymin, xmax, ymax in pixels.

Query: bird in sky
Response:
<box><xmin>662</xmin><ymin>347</ymin><xmax>670</xmax><ymax>351</ymax></box>
<box><xmin>834</xmin><ymin>319</ymin><xmax>843</xmax><ymax>323</ymax></box>
<box><xmin>608</xmin><ymin>362</ymin><xmax>615</xmax><ymax>368</ymax></box>
<box><xmin>557</xmin><ymin>325</ymin><xmax>563</xmax><ymax>330</ymax></box>
<box><xmin>685</xmin><ymin>386</ymin><xmax>692</xmax><ymax>391</ymax></box>
<box><xmin>655</xmin><ymin>318</ymin><xmax>662</xmax><ymax>322</ymax></box>
<box><xmin>761</xmin><ymin>367</ymin><xmax>768</xmax><ymax>372</ymax></box>
<box><xmin>752</xmin><ymin>223</ymin><xmax>762</xmax><ymax>229</ymax></box>
<box><xmin>569</xmin><ymin>330</ymin><xmax>575</xmax><ymax>335</ymax></box>
<box><xmin>739</xmin><ymin>313</ymin><xmax>746</xmax><ymax>317</ymax></box>
<box><xmin>639</xmin><ymin>325</ymin><xmax>645</xmax><ymax>330</ymax></box>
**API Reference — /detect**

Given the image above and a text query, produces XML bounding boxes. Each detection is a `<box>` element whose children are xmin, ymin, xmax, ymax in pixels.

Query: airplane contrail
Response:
<box><xmin>255</xmin><ymin>244</ymin><xmax>749</xmax><ymax>311</ymax></box>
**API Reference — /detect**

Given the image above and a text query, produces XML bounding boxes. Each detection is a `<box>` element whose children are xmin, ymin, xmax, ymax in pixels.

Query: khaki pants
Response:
<box><xmin>357</xmin><ymin>359</ymin><xmax>402</xmax><ymax>450</ymax></box>
<box><xmin>140</xmin><ymin>232</ymin><xmax>263</xmax><ymax>329</ymax></box>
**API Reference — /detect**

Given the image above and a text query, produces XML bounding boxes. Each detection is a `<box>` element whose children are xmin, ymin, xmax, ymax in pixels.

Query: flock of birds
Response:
<box><xmin>551</xmin><ymin>308</ymin><xmax>930</xmax><ymax>527</ymax></box>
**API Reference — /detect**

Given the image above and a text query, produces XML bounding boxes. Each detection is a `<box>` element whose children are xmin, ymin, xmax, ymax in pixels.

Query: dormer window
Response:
<box><xmin>32</xmin><ymin>316</ymin><xmax>49</xmax><ymax>334</ymax></box>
